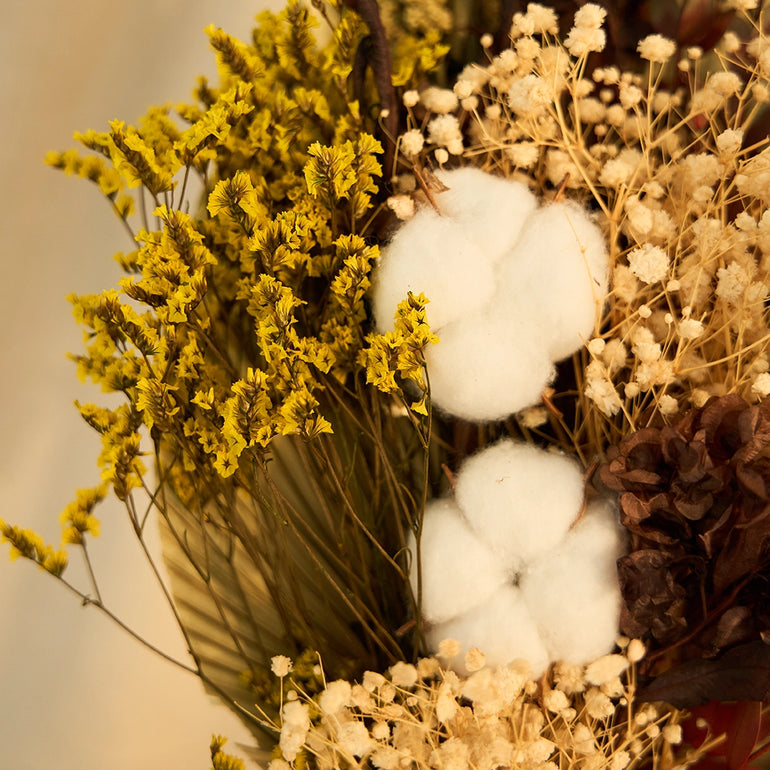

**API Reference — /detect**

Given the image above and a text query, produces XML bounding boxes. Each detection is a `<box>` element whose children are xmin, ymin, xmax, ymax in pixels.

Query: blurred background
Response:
<box><xmin>0</xmin><ymin>2</ymin><xmax>280</xmax><ymax>768</ymax></box>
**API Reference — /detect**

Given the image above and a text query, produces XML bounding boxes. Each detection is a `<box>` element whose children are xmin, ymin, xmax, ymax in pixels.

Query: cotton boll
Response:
<box><xmin>426</xmin><ymin>586</ymin><xmax>550</xmax><ymax>676</ymax></box>
<box><xmin>521</xmin><ymin>498</ymin><xmax>624</xmax><ymax>664</ymax></box>
<box><xmin>409</xmin><ymin>499</ymin><xmax>508</xmax><ymax>625</ymax></box>
<box><xmin>424</xmin><ymin>311</ymin><xmax>554</xmax><ymax>421</ymax></box>
<box><xmin>455</xmin><ymin>440</ymin><xmax>584</xmax><ymax>570</ymax></box>
<box><xmin>372</xmin><ymin>208</ymin><xmax>496</xmax><ymax>332</ymax></box>
<box><xmin>497</xmin><ymin>202</ymin><xmax>609</xmax><ymax>360</ymax></box>
<box><xmin>434</xmin><ymin>167</ymin><xmax>538</xmax><ymax>265</ymax></box>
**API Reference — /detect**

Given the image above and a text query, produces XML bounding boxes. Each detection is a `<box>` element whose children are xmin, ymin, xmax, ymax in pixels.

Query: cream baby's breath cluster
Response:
<box><xmin>265</xmin><ymin>641</ymin><xmax>698</xmax><ymax>770</ymax></box>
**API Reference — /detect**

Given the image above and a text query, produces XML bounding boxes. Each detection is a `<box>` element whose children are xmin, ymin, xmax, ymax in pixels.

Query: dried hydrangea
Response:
<box><xmin>600</xmin><ymin>395</ymin><xmax>770</xmax><ymax>671</ymax></box>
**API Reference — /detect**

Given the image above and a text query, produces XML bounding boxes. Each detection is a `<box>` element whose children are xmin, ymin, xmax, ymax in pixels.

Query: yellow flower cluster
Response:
<box><xmin>4</xmin><ymin>2</ymin><xmax>449</xmax><ymax>745</ymax></box>
<box><xmin>49</xmin><ymin>2</ymin><xmax>442</xmax><ymax>498</ymax></box>
<box><xmin>360</xmin><ymin>292</ymin><xmax>438</xmax><ymax>415</ymax></box>
<box><xmin>0</xmin><ymin>521</ymin><xmax>67</xmax><ymax>576</ymax></box>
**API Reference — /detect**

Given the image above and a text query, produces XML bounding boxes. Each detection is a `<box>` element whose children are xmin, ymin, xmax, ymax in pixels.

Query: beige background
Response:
<box><xmin>0</xmin><ymin>2</ymin><xmax>281</xmax><ymax>767</ymax></box>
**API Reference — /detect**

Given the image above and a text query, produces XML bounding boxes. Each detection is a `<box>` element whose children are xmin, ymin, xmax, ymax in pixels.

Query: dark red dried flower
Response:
<box><xmin>600</xmin><ymin>395</ymin><xmax>770</xmax><ymax>669</ymax></box>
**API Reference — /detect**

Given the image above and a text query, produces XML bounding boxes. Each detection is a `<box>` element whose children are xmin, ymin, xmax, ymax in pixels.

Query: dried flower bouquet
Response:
<box><xmin>4</xmin><ymin>0</ymin><xmax>770</xmax><ymax>767</ymax></box>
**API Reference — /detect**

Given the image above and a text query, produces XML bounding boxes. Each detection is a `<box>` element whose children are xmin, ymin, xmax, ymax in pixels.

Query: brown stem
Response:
<box><xmin>344</xmin><ymin>0</ymin><xmax>398</xmax><ymax>179</ymax></box>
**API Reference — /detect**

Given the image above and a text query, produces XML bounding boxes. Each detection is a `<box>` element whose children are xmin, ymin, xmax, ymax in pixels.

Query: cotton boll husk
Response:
<box><xmin>427</xmin><ymin>586</ymin><xmax>550</xmax><ymax>677</ymax></box>
<box><xmin>371</xmin><ymin>208</ymin><xmax>496</xmax><ymax>332</ymax></box>
<box><xmin>434</xmin><ymin>167</ymin><xmax>538</xmax><ymax>265</ymax></box>
<box><xmin>424</xmin><ymin>310</ymin><xmax>554</xmax><ymax>420</ymax></box>
<box><xmin>496</xmin><ymin>201</ymin><xmax>609</xmax><ymax>360</ymax></box>
<box><xmin>521</xmin><ymin>498</ymin><xmax>624</xmax><ymax>664</ymax></box>
<box><xmin>409</xmin><ymin>499</ymin><xmax>508</xmax><ymax>625</ymax></box>
<box><xmin>455</xmin><ymin>439</ymin><xmax>584</xmax><ymax>570</ymax></box>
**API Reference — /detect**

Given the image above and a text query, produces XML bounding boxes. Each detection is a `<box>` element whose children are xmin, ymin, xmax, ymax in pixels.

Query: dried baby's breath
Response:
<box><xmin>264</xmin><ymin>646</ymin><xmax>696</xmax><ymax>768</ymax></box>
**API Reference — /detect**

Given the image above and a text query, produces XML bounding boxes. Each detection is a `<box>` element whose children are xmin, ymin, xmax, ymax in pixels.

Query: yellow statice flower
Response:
<box><xmin>60</xmin><ymin>486</ymin><xmax>106</xmax><ymax>545</ymax></box>
<box><xmin>23</xmin><ymin>3</ymin><xmax>454</xmax><ymax>751</ymax></box>
<box><xmin>360</xmin><ymin>293</ymin><xmax>438</xmax><ymax>413</ymax></box>
<box><xmin>0</xmin><ymin>521</ymin><xmax>68</xmax><ymax>576</ymax></box>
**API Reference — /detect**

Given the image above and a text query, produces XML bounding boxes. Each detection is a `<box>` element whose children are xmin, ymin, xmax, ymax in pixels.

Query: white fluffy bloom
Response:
<box><xmin>716</xmin><ymin>261</ymin><xmax>751</xmax><ymax>304</ymax></box>
<box><xmin>457</xmin><ymin>63</ymin><xmax>490</xmax><ymax>94</ymax></box>
<box><xmin>427</xmin><ymin>114</ymin><xmax>463</xmax><ymax>150</ymax></box>
<box><xmin>600</xmin><ymin>157</ymin><xmax>635</xmax><ymax>188</ymax></box>
<box><xmin>717</xmin><ymin>128</ymin><xmax>743</xmax><ymax>157</ymax></box>
<box><xmin>663</xmin><ymin>724</ymin><xmax>684</xmax><ymax>744</ymax></box>
<box><xmin>735</xmin><ymin>146</ymin><xmax>770</xmax><ymax>202</ymax></box>
<box><xmin>658</xmin><ymin>394</ymin><xmax>679</xmax><ymax>416</ymax></box>
<box><xmin>411</xmin><ymin>441</ymin><xmax>623</xmax><ymax>677</ymax></box>
<box><xmin>386</xmin><ymin>194</ymin><xmax>415</xmax><ymax>221</ymax></box>
<box><xmin>424</xmin><ymin>312</ymin><xmax>555</xmax><ymax>421</ymax></box>
<box><xmin>389</xmin><ymin>662</ymin><xmax>418</xmax><ymax>688</ymax></box>
<box><xmin>320</xmin><ymin>680</ymin><xmax>353</xmax><ymax>715</ymax></box>
<box><xmin>577</xmin><ymin>96</ymin><xmax>606</xmax><ymax>123</ymax></box>
<box><xmin>455</xmin><ymin>441</ymin><xmax>584</xmax><ymax>570</ymax></box>
<box><xmin>585</xmin><ymin>687</ymin><xmax>615</xmax><ymax>720</ymax></box>
<box><xmin>506</xmin><ymin>141</ymin><xmax>540</xmax><ymax>168</ymax></box>
<box><xmin>565</xmin><ymin>25</ymin><xmax>606</xmax><ymax>56</ymax></box>
<box><xmin>494</xmin><ymin>200</ymin><xmax>609</xmax><ymax>359</ymax></box>
<box><xmin>681</xmin><ymin>152</ymin><xmax>722</xmax><ymax>191</ymax></box>
<box><xmin>399</xmin><ymin>128</ymin><xmax>424</xmax><ymax>158</ymax></box>
<box><xmin>626</xmin><ymin>638</ymin><xmax>646</xmax><ymax>663</ymax></box>
<box><xmin>421</xmin><ymin>86</ymin><xmax>459</xmax><ymax>114</ymax></box>
<box><xmin>637</xmin><ymin>34</ymin><xmax>676</xmax><ymax>63</ymax></box>
<box><xmin>526</xmin><ymin>3</ymin><xmax>559</xmax><ymax>34</ymax></box>
<box><xmin>628</xmin><ymin>243</ymin><xmax>670</xmax><ymax>284</ymax></box>
<box><xmin>453</xmin><ymin>79</ymin><xmax>473</xmax><ymax>100</ymax></box>
<box><xmin>678</xmin><ymin>317</ymin><xmax>705</xmax><ymax>340</ymax></box>
<box><xmin>721</xmin><ymin>31</ymin><xmax>742</xmax><ymax>53</ymax></box>
<box><xmin>565</xmin><ymin>5</ymin><xmax>606</xmax><ymax>56</ymax></box>
<box><xmin>372</xmin><ymin>168</ymin><xmax>607</xmax><ymax>421</ymax></box>
<box><xmin>587</xmin><ymin>337</ymin><xmax>606</xmax><ymax>356</ymax></box>
<box><xmin>337</xmin><ymin>721</ymin><xmax>374</xmax><ymax>758</ymax></box>
<box><xmin>752</xmin><ymin>372</ymin><xmax>770</xmax><ymax>398</ymax></box>
<box><xmin>585</xmin><ymin>360</ymin><xmax>622</xmax><ymax>416</ymax></box>
<box><xmin>619</xmin><ymin>83</ymin><xmax>643</xmax><ymax>110</ymax></box>
<box><xmin>573</xmin><ymin>3</ymin><xmax>607</xmax><ymax>28</ymax></box>
<box><xmin>402</xmin><ymin>89</ymin><xmax>419</xmax><ymax>108</ymax></box>
<box><xmin>271</xmin><ymin>655</ymin><xmax>293</xmax><ymax>677</ymax></box>
<box><xmin>691</xmin><ymin>87</ymin><xmax>723</xmax><ymax>114</ymax></box>
<box><xmin>585</xmin><ymin>654</ymin><xmax>629</xmax><ymax>685</ymax></box>
<box><xmin>371</xmin><ymin>209</ymin><xmax>496</xmax><ymax>332</ymax></box>
<box><xmin>280</xmin><ymin>701</ymin><xmax>310</xmax><ymax>761</ymax></box>
<box><xmin>708</xmin><ymin>71</ymin><xmax>743</xmax><ymax>97</ymax></box>
<box><xmin>507</xmin><ymin>74</ymin><xmax>551</xmax><ymax>117</ymax></box>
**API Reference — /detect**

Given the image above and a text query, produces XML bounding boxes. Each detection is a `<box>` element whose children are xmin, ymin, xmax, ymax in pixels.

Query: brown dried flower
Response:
<box><xmin>600</xmin><ymin>395</ymin><xmax>770</xmax><ymax>667</ymax></box>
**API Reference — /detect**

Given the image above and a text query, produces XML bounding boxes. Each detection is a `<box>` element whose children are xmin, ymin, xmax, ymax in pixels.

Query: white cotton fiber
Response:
<box><xmin>521</xmin><ymin>498</ymin><xmax>624</xmax><ymax>664</ymax></box>
<box><xmin>423</xmin><ymin>311</ymin><xmax>554</xmax><ymax>421</ymax></box>
<box><xmin>371</xmin><ymin>208</ymin><xmax>496</xmax><ymax>332</ymax></box>
<box><xmin>410</xmin><ymin>499</ymin><xmax>508</xmax><ymax>625</ymax></box>
<box><xmin>496</xmin><ymin>201</ymin><xmax>609</xmax><ymax>360</ymax></box>
<box><xmin>427</xmin><ymin>586</ymin><xmax>550</xmax><ymax>677</ymax></box>
<box><xmin>454</xmin><ymin>439</ymin><xmax>584</xmax><ymax>571</ymax></box>
<box><xmin>370</xmin><ymin>166</ymin><xmax>610</xmax><ymax>421</ymax></box>
<box><xmin>434</xmin><ymin>167</ymin><xmax>539</xmax><ymax>264</ymax></box>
